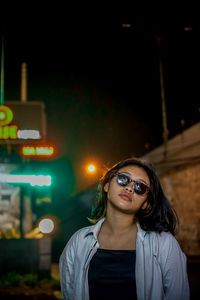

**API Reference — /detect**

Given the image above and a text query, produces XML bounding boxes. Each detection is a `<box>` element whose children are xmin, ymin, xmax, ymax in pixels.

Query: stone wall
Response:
<box><xmin>160</xmin><ymin>162</ymin><xmax>200</xmax><ymax>255</ymax></box>
<box><xmin>142</xmin><ymin>122</ymin><xmax>200</xmax><ymax>256</ymax></box>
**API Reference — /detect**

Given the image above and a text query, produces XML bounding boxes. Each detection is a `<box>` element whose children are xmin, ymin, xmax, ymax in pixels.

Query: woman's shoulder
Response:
<box><xmin>64</xmin><ymin>218</ymin><xmax>105</xmax><ymax>248</ymax></box>
<box><xmin>152</xmin><ymin>230</ymin><xmax>174</xmax><ymax>239</ymax></box>
<box><xmin>147</xmin><ymin>229</ymin><xmax>184</xmax><ymax>256</ymax></box>
<box><xmin>137</xmin><ymin>223</ymin><xmax>174</xmax><ymax>242</ymax></box>
<box><xmin>68</xmin><ymin>223</ymin><xmax>96</xmax><ymax>242</ymax></box>
<box><xmin>61</xmin><ymin>223</ymin><xmax>96</xmax><ymax>256</ymax></box>
<box><xmin>148</xmin><ymin>229</ymin><xmax>178</xmax><ymax>244</ymax></box>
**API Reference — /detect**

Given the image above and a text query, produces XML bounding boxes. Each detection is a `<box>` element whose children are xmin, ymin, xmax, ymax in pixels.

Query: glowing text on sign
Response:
<box><xmin>0</xmin><ymin>106</ymin><xmax>18</xmax><ymax>139</ymax></box>
<box><xmin>0</xmin><ymin>174</ymin><xmax>52</xmax><ymax>186</ymax></box>
<box><xmin>0</xmin><ymin>125</ymin><xmax>18</xmax><ymax>139</ymax></box>
<box><xmin>22</xmin><ymin>146</ymin><xmax>54</xmax><ymax>156</ymax></box>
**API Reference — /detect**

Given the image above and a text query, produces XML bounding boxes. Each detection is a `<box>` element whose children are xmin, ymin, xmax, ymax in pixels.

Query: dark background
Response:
<box><xmin>1</xmin><ymin>16</ymin><xmax>200</xmax><ymax>201</ymax></box>
<box><xmin>1</xmin><ymin>12</ymin><xmax>200</xmax><ymax>265</ymax></box>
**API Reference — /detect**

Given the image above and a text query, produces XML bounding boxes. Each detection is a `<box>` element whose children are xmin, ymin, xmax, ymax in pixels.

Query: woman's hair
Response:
<box><xmin>89</xmin><ymin>157</ymin><xmax>178</xmax><ymax>235</ymax></box>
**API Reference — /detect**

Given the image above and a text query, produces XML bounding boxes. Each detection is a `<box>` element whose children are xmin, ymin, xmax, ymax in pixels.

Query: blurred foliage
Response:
<box><xmin>0</xmin><ymin>271</ymin><xmax>60</xmax><ymax>289</ymax></box>
<box><xmin>0</xmin><ymin>271</ymin><xmax>22</xmax><ymax>287</ymax></box>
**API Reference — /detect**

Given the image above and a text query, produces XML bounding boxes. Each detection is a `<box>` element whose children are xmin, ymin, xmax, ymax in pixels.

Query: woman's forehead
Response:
<box><xmin>118</xmin><ymin>165</ymin><xmax>150</xmax><ymax>182</ymax></box>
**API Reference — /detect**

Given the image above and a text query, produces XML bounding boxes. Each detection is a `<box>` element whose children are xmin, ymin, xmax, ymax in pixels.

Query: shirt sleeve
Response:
<box><xmin>160</xmin><ymin>233</ymin><xmax>190</xmax><ymax>300</ymax></box>
<box><xmin>59</xmin><ymin>233</ymin><xmax>77</xmax><ymax>300</ymax></box>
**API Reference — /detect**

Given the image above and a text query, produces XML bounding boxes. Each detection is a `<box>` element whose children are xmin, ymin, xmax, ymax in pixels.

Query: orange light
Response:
<box><xmin>86</xmin><ymin>164</ymin><xmax>96</xmax><ymax>173</ymax></box>
<box><xmin>22</xmin><ymin>146</ymin><xmax>54</xmax><ymax>156</ymax></box>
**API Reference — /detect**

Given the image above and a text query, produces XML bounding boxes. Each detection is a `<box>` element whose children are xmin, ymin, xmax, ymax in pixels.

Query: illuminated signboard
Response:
<box><xmin>22</xmin><ymin>146</ymin><xmax>54</xmax><ymax>156</ymax></box>
<box><xmin>0</xmin><ymin>106</ymin><xmax>18</xmax><ymax>139</ymax></box>
<box><xmin>18</xmin><ymin>130</ymin><xmax>41</xmax><ymax>139</ymax></box>
<box><xmin>0</xmin><ymin>173</ymin><xmax>51</xmax><ymax>186</ymax></box>
<box><xmin>0</xmin><ymin>105</ymin><xmax>14</xmax><ymax>125</ymax></box>
<box><xmin>0</xmin><ymin>101</ymin><xmax>46</xmax><ymax>144</ymax></box>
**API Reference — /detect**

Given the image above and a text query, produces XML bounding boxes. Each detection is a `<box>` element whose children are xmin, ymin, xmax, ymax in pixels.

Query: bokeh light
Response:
<box><xmin>87</xmin><ymin>164</ymin><xmax>96</xmax><ymax>173</ymax></box>
<box><xmin>39</xmin><ymin>218</ymin><xmax>54</xmax><ymax>233</ymax></box>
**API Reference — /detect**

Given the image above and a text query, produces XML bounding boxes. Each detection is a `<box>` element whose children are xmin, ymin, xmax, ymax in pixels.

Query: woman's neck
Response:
<box><xmin>98</xmin><ymin>211</ymin><xmax>137</xmax><ymax>250</ymax></box>
<box><xmin>103</xmin><ymin>209</ymin><xmax>137</xmax><ymax>235</ymax></box>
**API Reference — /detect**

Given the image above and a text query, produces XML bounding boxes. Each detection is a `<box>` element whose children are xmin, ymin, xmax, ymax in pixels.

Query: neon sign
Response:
<box><xmin>0</xmin><ymin>105</ymin><xmax>18</xmax><ymax>139</ymax></box>
<box><xmin>0</xmin><ymin>173</ymin><xmax>52</xmax><ymax>186</ymax></box>
<box><xmin>0</xmin><ymin>105</ymin><xmax>14</xmax><ymax>126</ymax></box>
<box><xmin>0</xmin><ymin>125</ymin><xmax>18</xmax><ymax>139</ymax></box>
<box><xmin>0</xmin><ymin>105</ymin><xmax>41</xmax><ymax>140</ymax></box>
<box><xmin>22</xmin><ymin>146</ymin><xmax>54</xmax><ymax>156</ymax></box>
<box><xmin>17</xmin><ymin>130</ymin><xmax>41</xmax><ymax>139</ymax></box>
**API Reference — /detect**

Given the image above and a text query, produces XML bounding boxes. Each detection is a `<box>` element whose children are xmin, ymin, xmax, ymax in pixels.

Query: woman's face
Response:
<box><xmin>104</xmin><ymin>165</ymin><xmax>150</xmax><ymax>215</ymax></box>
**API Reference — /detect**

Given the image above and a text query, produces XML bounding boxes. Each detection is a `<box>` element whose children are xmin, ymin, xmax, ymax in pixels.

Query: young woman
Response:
<box><xmin>59</xmin><ymin>157</ymin><xmax>190</xmax><ymax>300</ymax></box>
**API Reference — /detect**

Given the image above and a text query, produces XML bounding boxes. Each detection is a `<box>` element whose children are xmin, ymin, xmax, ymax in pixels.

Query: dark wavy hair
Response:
<box><xmin>89</xmin><ymin>157</ymin><xmax>178</xmax><ymax>235</ymax></box>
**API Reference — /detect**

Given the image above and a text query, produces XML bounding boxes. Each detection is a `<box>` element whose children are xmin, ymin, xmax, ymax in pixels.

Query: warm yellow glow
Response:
<box><xmin>87</xmin><ymin>164</ymin><xmax>96</xmax><ymax>173</ymax></box>
<box><xmin>25</xmin><ymin>227</ymin><xmax>43</xmax><ymax>239</ymax></box>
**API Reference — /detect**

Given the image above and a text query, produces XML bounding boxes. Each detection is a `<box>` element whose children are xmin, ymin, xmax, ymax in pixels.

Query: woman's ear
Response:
<box><xmin>104</xmin><ymin>182</ymin><xmax>109</xmax><ymax>192</ymax></box>
<box><xmin>141</xmin><ymin>200</ymin><xmax>148</xmax><ymax>210</ymax></box>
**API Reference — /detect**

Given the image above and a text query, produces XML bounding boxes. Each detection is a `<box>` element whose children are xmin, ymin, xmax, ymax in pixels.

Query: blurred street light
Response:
<box><xmin>86</xmin><ymin>164</ymin><xmax>96</xmax><ymax>174</ymax></box>
<box><xmin>25</xmin><ymin>217</ymin><xmax>56</xmax><ymax>238</ymax></box>
<box><xmin>39</xmin><ymin>218</ymin><xmax>54</xmax><ymax>234</ymax></box>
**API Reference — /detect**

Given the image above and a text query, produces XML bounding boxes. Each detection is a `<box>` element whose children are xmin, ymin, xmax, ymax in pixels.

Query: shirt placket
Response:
<box><xmin>83</xmin><ymin>240</ymin><xmax>99</xmax><ymax>300</ymax></box>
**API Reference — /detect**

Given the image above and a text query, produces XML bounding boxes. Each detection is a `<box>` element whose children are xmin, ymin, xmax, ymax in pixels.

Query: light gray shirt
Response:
<box><xmin>59</xmin><ymin>218</ymin><xmax>190</xmax><ymax>300</ymax></box>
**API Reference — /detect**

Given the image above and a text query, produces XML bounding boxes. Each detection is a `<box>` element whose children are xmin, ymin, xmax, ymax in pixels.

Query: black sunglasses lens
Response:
<box><xmin>117</xmin><ymin>174</ymin><xmax>149</xmax><ymax>195</ymax></box>
<box><xmin>134</xmin><ymin>182</ymin><xmax>148</xmax><ymax>195</ymax></box>
<box><xmin>117</xmin><ymin>174</ymin><xmax>130</xmax><ymax>186</ymax></box>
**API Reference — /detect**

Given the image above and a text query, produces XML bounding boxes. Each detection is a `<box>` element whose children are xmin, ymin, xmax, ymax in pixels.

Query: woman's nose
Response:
<box><xmin>125</xmin><ymin>183</ymin><xmax>133</xmax><ymax>193</ymax></box>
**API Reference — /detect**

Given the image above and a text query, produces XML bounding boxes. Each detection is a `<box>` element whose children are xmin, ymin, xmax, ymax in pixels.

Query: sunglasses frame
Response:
<box><xmin>116</xmin><ymin>172</ymin><xmax>150</xmax><ymax>195</ymax></box>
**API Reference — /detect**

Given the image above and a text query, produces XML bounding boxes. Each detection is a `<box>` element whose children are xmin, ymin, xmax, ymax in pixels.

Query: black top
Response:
<box><xmin>88</xmin><ymin>249</ymin><xmax>137</xmax><ymax>300</ymax></box>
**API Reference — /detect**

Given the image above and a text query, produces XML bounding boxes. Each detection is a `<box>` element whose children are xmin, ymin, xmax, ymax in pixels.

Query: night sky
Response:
<box><xmin>1</xmin><ymin>16</ymin><xmax>200</xmax><ymax>193</ymax></box>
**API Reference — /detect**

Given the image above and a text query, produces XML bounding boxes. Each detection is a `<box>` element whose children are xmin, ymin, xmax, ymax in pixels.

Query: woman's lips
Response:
<box><xmin>119</xmin><ymin>193</ymin><xmax>132</xmax><ymax>201</ymax></box>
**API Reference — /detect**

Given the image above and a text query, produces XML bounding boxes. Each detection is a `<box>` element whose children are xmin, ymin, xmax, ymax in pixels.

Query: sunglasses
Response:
<box><xmin>116</xmin><ymin>173</ymin><xmax>150</xmax><ymax>195</ymax></box>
